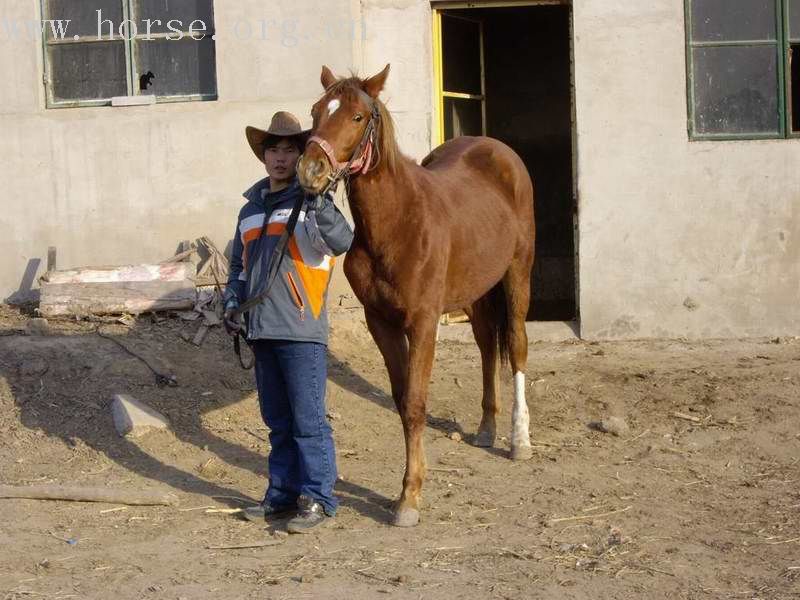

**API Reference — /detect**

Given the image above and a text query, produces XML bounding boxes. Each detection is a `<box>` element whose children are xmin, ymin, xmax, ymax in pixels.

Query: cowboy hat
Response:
<box><xmin>246</xmin><ymin>111</ymin><xmax>311</xmax><ymax>162</ymax></box>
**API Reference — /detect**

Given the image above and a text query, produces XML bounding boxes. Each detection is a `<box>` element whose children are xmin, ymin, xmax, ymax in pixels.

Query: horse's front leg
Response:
<box><xmin>394</xmin><ymin>313</ymin><xmax>438</xmax><ymax>527</ymax></box>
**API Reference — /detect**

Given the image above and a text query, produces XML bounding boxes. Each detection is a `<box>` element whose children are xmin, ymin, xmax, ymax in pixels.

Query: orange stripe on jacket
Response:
<box><xmin>241</xmin><ymin>223</ymin><xmax>287</xmax><ymax>268</ymax></box>
<box><xmin>288</xmin><ymin>238</ymin><xmax>334</xmax><ymax>319</ymax></box>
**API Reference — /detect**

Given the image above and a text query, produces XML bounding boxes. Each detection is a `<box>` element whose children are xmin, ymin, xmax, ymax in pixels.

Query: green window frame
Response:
<box><xmin>685</xmin><ymin>0</ymin><xmax>800</xmax><ymax>140</ymax></box>
<box><xmin>41</xmin><ymin>0</ymin><xmax>217</xmax><ymax>109</ymax></box>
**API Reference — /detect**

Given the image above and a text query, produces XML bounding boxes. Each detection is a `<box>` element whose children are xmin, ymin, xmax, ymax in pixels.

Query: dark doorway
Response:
<box><xmin>438</xmin><ymin>4</ymin><xmax>576</xmax><ymax>321</ymax></box>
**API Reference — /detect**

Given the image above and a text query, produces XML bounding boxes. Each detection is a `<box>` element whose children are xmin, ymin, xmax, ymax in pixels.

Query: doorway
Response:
<box><xmin>433</xmin><ymin>1</ymin><xmax>577</xmax><ymax>321</ymax></box>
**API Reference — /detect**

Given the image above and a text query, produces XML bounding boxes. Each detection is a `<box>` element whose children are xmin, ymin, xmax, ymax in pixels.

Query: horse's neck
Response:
<box><xmin>348</xmin><ymin>159</ymin><xmax>416</xmax><ymax>249</ymax></box>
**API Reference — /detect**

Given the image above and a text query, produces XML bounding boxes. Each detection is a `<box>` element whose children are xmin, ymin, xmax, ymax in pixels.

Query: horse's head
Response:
<box><xmin>297</xmin><ymin>64</ymin><xmax>391</xmax><ymax>195</ymax></box>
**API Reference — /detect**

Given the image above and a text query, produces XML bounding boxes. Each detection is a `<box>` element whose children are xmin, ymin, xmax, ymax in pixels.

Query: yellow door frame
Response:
<box><xmin>431</xmin><ymin>0</ymin><xmax>570</xmax><ymax>146</ymax></box>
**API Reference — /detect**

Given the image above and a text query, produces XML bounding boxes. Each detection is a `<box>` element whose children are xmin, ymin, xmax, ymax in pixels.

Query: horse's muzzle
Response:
<box><xmin>297</xmin><ymin>150</ymin><xmax>332</xmax><ymax>196</ymax></box>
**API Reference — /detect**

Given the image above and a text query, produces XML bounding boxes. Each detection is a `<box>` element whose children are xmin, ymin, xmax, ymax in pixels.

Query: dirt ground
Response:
<box><xmin>0</xmin><ymin>304</ymin><xmax>798</xmax><ymax>600</ymax></box>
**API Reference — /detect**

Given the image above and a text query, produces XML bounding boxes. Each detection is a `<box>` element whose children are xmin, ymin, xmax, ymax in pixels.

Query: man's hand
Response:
<box><xmin>223</xmin><ymin>302</ymin><xmax>242</xmax><ymax>337</ymax></box>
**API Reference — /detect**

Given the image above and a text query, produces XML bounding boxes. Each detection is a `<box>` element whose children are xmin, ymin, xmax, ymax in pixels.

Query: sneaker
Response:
<box><xmin>286</xmin><ymin>495</ymin><xmax>331</xmax><ymax>534</ymax></box>
<box><xmin>241</xmin><ymin>501</ymin><xmax>295</xmax><ymax>523</ymax></box>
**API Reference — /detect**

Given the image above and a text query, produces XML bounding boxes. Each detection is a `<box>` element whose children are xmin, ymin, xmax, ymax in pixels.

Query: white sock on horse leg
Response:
<box><xmin>512</xmin><ymin>371</ymin><xmax>531</xmax><ymax>448</ymax></box>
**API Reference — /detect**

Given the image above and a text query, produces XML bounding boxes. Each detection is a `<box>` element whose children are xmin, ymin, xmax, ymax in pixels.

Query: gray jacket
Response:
<box><xmin>224</xmin><ymin>177</ymin><xmax>354</xmax><ymax>345</ymax></box>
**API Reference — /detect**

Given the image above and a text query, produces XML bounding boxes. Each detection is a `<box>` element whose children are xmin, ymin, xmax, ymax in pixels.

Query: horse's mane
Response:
<box><xmin>323</xmin><ymin>76</ymin><xmax>404</xmax><ymax>175</ymax></box>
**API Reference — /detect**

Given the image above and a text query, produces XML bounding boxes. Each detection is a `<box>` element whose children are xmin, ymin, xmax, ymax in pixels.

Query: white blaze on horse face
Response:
<box><xmin>327</xmin><ymin>99</ymin><xmax>341</xmax><ymax>115</ymax></box>
<box><xmin>512</xmin><ymin>371</ymin><xmax>531</xmax><ymax>449</ymax></box>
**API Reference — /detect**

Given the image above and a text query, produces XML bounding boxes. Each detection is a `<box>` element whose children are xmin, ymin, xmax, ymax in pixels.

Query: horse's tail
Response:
<box><xmin>487</xmin><ymin>283</ymin><xmax>511</xmax><ymax>366</ymax></box>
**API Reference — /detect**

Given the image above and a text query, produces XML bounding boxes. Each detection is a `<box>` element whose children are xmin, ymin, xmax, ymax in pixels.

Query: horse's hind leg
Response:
<box><xmin>503</xmin><ymin>259</ymin><xmax>533</xmax><ymax>461</ymax></box>
<box><xmin>465</xmin><ymin>298</ymin><xmax>498</xmax><ymax>448</ymax></box>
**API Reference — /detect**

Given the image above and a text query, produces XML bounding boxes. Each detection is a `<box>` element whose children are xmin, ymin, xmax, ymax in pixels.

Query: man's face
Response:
<box><xmin>263</xmin><ymin>138</ymin><xmax>301</xmax><ymax>183</ymax></box>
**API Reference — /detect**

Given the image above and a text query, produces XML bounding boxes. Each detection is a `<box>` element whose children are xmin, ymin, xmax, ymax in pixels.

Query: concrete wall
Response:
<box><xmin>0</xmin><ymin>0</ymin><xmax>361</xmax><ymax>302</ymax></box>
<box><xmin>4</xmin><ymin>0</ymin><xmax>799</xmax><ymax>340</ymax></box>
<box><xmin>573</xmin><ymin>0</ymin><xmax>800</xmax><ymax>339</ymax></box>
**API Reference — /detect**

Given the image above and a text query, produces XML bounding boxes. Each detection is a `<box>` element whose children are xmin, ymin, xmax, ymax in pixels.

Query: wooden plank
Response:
<box><xmin>47</xmin><ymin>247</ymin><xmax>57</xmax><ymax>272</ymax></box>
<box><xmin>0</xmin><ymin>484</ymin><xmax>177</xmax><ymax>506</ymax></box>
<box><xmin>192</xmin><ymin>324</ymin><xmax>210</xmax><ymax>346</ymax></box>
<box><xmin>441</xmin><ymin>309</ymin><xmax>470</xmax><ymax>325</ymax></box>
<box><xmin>41</xmin><ymin>263</ymin><xmax>193</xmax><ymax>285</ymax></box>
<box><xmin>40</xmin><ymin>280</ymin><xmax>196</xmax><ymax>317</ymax></box>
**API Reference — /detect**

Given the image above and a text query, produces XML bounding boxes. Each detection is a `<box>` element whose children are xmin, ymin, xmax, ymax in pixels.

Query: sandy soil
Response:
<box><xmin>0</xmin><ymin>304</ymin><xmax>798</xmax><ymax>600</ymax></box>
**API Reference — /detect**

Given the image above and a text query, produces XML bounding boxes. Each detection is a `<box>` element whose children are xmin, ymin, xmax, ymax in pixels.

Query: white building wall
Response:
<box><xmin>3</xmin><ymin>0</ymin><xmax>799</xmax><ymax>340</ymax></box>
<box><xmin>573</xmin><ymin>0</ymin><xmax>800</xmax><ymax>338</ymax></box>
<box><xmin>0</xmin><ymin>0</ymin><xmax>358</xmax><ymax>302</ymax></box>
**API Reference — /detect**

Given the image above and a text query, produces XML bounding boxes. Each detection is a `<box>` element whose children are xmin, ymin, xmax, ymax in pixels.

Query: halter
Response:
<box><xmin>306</xmin><ymin>102</ymin><xmax>381</xmax><ymax>194</ymax></box>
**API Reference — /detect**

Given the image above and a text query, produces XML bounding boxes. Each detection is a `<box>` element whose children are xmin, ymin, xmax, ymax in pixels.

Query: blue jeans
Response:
<box><xmin>252</xmin><ymin>339</ymin><xmax>338</xmax><ymax>515</ymax></box>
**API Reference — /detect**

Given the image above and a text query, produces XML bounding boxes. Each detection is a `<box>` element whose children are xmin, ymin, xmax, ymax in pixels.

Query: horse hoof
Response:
<box><xmin>510</xmin><ymin>445</ymin><xmax>533</xmax><ymax>461</ymax></box>
<box><xmin>473</xmin><ymin>430</ymin><xmax>495</xmax><ymax>448</ymax></box>
<box><xmin>392</xmin><ymin>508</ymin><xmax>420</xmax><ymax>528</ymax></box>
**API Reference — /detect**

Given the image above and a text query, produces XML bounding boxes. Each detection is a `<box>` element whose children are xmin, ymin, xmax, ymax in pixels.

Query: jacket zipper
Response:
<box><xmin>285</xmin><ymin>272</ymin><xmax>306</xmax><ymax>321</ymax></box>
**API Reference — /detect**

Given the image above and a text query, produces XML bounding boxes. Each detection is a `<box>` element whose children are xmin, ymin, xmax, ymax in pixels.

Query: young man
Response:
<box><xmin>223</xmin><ymin>111</ymin><xmax>353</xmax><ymax>533</ymax></box>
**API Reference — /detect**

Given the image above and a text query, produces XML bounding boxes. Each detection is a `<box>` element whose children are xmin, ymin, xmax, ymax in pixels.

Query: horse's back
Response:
<box><xmin>422</xmin><ymin>136</ymin><xmax>520</xmax><ymax>169</ymax></box>
<box><xmin>421</xmin><ymin>136</ymin><xmax>533</xmax><ymax>217</ymax></box>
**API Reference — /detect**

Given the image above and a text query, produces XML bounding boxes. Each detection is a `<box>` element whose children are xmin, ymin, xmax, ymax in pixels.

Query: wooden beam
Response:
<box><xmin>0</xmin><ymin>484</ymin><xmax>177</xmax><ymax>506</ymax></box>
<box><xmin>47</xmin><ymin>247</ymin><xmax>57</xmax><ymax>272</ymax></box>
<box><xmin>39</xmin><ymin>263</ymin><xmax>196</xmax><ymax>317</ymax></box>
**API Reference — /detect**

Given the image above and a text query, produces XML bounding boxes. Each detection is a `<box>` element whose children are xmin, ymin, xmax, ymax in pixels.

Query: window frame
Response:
<box><xmin>40</xmin><ymin>0</ymin><xmax>217</xmax><ymax>109</ymax></box>
<box><xmin>684</xmin><ymin>0</ymin><xmax>797</xmax><ymax>140</ymax></box>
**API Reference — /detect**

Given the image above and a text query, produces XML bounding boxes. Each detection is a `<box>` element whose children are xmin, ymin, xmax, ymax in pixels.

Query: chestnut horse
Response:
<box><xmin>298</xmin><ymin>65</ymin><xmax>535</xmax><ymax>527</ymax></box>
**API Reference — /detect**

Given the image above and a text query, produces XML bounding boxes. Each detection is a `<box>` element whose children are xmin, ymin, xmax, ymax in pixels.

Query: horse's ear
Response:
<box><xmin>321</xmin><ymin>65</ymin><xmax>337</xmax><ymax>90</ymax></box>
<box><xmin>363</xmin><ymin>64</ymin><xmax>390</xmax><ymax>99</ymax></box>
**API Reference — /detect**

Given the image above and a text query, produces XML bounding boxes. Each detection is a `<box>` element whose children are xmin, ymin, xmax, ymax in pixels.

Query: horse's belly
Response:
<box><xmin>442</xmin><ymin>243</ymin><xmax>515</xmax><ymax>309</ymax></box>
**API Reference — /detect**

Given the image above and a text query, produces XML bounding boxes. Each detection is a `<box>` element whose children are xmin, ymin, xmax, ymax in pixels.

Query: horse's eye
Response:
<box><xmin>353</xmin><ymin>114</ymin><xmax>364</xmax><ymax>122</ymax></box>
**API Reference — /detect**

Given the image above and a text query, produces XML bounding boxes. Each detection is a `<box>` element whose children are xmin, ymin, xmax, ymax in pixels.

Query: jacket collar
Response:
<box><xmin>242</xmin><ymin>176</ymin><xmax>302</xmax><ymax>207</ymax></box>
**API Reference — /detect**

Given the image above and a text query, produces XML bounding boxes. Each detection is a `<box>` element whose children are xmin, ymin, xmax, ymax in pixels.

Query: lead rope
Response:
<box><xmin>229</xmin><ymin>192</ymin><xmax>305</xmax><ymax>370</ymax></box>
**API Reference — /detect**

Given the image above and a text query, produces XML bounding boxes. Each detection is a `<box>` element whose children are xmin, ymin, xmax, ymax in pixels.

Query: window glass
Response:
<box><xmin>46</xmin><ymin>0</ymin><xmax>123</xmax><ymax>38</ymax></box>
<box><xmin>134</xmin><ymin>0</ymin><xmax>214</xmax><ymax>33</ymax></box>
<box><xmin>444</xmin><ymin>97</ymin><xmax>482</xmax><ymax>139</ymax></box>
<box><xmin>49</xmin><ymin>41</ymin><xmax>127</xmax><ymax>101</ymax></box>
<box><xmin>442</xmin><ymin>16</ymin><xmax>482</xmax><ymax>95</ymax></box>
<box><xmin>135</xmin><ymin>38</ymin><xmax>217</xmax><ymax>96</ymax></box>
<box><xmin>788</xmin><ymin>0</ymin><xmax>800</xmax><ymax>39</ymax></box>
<box><xmin>691</xmin><ymin>0</ymin><xmax>776</xmax><ymax>42</ymax></box>
<box><xmin>692</xmin><ymin>45</ymin><xmax>780</xmax><ymax>134</ymax></box>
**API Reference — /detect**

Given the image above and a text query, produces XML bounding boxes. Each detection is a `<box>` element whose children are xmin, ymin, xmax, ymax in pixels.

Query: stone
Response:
<box><xmin>201</xmin><ymin>310</ymin><xmax>221</xmax><ymax>326</ymax></box>
<box><xmin>26</xmin><ymin>318</ymin><xmax>50</xmax><ymax>336</ymax></box>
<box><xmin>19</xmin><ymin>358</ymin><xmax>49</xmax><ymax>378</ymax></box>
<box><xmin>111</xmin><ymin>394</ymin><xmax>169</xmax><ymax>438</ymax></box>
<box><xmin>589</xmin><ymin>416</ymin><xmax>630</xmax><ymax>437</ymax></box>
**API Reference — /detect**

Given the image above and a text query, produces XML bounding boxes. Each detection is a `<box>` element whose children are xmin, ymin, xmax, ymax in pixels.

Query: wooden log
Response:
<box><xmin>0</xmin><ymin>484</ymin><xmax>178</xmax><ymax>506</ymax></box>
<box><xmin>39</xmin><ymin>280</ymin><xmax>196</xmax><ymax>317</ymax></box>
<box><xmin>39</xmin><ymin>263</ymin><xmax>196</xmax><ymax>317</ymax></box>
<box><xmin>41</xmin><ymin>263</ymin><xmax>193</xmax><ymax>285</ymax></box>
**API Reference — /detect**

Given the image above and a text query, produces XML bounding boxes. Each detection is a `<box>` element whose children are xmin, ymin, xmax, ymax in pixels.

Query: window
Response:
<box><xmin>41</xmin><ymin>0</ymin><xmax>217</xmax><ymax>108</ymax></box>
<box><xmin>435</xmin><ymin>11</ymin><xmax>487</xmax><ymax>143</ymax></box>
<box><xmin>685</xmin><ymin>0</ymin><xmax>800</xmax><ymax>139</ymax></box>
